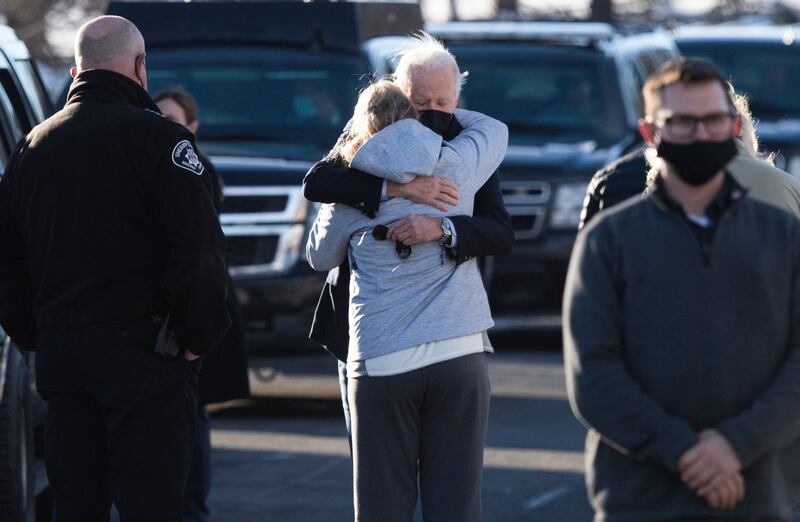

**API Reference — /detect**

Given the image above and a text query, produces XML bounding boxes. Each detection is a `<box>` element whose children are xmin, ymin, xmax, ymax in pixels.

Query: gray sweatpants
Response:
<box><xmin>348</xmin><ymin>353</ymin><xmax>491</xmax><ymax>522</ymax></box>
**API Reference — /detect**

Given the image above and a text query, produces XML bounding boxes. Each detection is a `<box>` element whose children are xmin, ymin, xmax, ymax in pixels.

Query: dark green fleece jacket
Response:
<box><xmin>564</xmin><ymin>174</ymin><xmax>800</xmax><ymax>522</ymax></box>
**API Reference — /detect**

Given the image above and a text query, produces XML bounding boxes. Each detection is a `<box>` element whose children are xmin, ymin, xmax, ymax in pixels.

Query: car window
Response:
<box><xmin>446</xmin><ymin>43</ymin><xmax>628</xmax><ymax>144</ymax></box>
<box><xmin>147</xmin><ymin>47</ymin><xmax>366</xmax><ymax>148</ymax></box>
<box><xmin>0</xmin><ymin>85</ymin><xmax>23</xmax><ymax>172</ymax></box>
<box><xmin>0</xmin><ymin>68</ymin><xmax>33</xmax><ymax>133</ymax></box>
<box><xmin>12</xmin><ymin>59</ymin><xmax>50</xmax><ymax>122</ymax></box>
<box><xmin>677</xmin><ymin>41</ymin><xmax>800</xmax><ymax>119</ymax></box>
<box><xmin>622</xmin><ymin>60</ymin><xmax>645</xmax><ymax>118</ymax></box>
<box><xmin>636</xmin><ymin>50</ymin><xmax>659</xmax><ymax>77</ymax></box>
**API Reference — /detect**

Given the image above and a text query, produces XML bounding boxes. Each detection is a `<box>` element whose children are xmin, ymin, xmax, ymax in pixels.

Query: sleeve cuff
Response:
<box><xmin>717</xmin><ymin>421</ymin><xmax>757</xmax><ymax>468</ymax></box>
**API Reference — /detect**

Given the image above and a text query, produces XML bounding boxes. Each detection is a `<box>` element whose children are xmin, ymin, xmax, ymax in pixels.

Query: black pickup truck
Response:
<box><xmin>109</xmin><ymin>1</ymin><xmax>420</xmax><ymax>346</ymax></box>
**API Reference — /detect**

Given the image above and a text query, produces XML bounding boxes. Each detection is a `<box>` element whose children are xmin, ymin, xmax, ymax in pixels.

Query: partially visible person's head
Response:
<box><xmin>731</xmin><ymin>88</ymin><xmax>776</xmax><ymax>165</ymax></box>
<box><xmin>154</xmin><ymin>89</ymin><xmax>200</xmax><ymax>134</ymax></box>
<box><xmin>71</xmin><ymin>16</ymin><xmax>147</xmax><ymax>89</ymax></box>
<box><xmin>394</xmin><ymin>32</ymin><xmax>463</xmax><ymax>115</ymax></box>
<box><xmin>639</xmin><ymin>58</ymin><xmax>742</xmax><ymax>186</ymax></box>
<box><xmin>332</xmin><ymin>80</ymin><xmax>418</xmax><ymax>165</ymax></box>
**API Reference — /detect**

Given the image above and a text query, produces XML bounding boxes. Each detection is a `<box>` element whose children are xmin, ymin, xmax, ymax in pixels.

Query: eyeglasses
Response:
<box><xmin>650</xmin><ymin>108</ymin><xmax>737</xmax><ymax>140</ymax></box>
<box><xmin>372</xmin><ymin>225</ymin><xmax>411</xmax><ymax>260</ymax></box>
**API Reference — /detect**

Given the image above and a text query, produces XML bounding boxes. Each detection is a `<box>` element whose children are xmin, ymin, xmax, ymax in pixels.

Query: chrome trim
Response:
<box><xmin>220</xmin><ymin>186</ymin><xmax>306</xmax><ymax>224</ymax></box>
<box><xmin>501</xmin><ymin>181</ymin><xmax>551</xmax><ymax>240</ymax></box>
<box><xmin>501</xmin><ymin>181</ymin><xmax>551</xmax><ymax>205</ymax></box>
<box><xmin>491</xmin><ymin>314</ymin><xmax>562</xmax><ymax>331</ymax></box>
<box><xmin>508</xmin><ymin>206</ymin><xmax>547</xmax><ymax>240</ymax></box>
<box><xmin>224</xmin><ymin>223</ymin><xmax>305</xmax><ymax>277</ymax></box>
<box><xmin>209</xmin><ymin>155</ymin><xmax>312</xmax><ymax>170</ymax></box>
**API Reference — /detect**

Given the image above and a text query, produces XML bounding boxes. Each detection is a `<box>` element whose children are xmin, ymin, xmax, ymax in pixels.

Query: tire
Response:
<box><xmin>0</xmin><ymin>342</ymin><xmax>34</xmax><ymax>522</ymax></box>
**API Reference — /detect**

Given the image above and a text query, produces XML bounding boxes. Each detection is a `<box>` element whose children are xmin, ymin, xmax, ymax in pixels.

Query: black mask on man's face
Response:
<box><xmin>418</xmin><ymin>110</ymin><xmax>453</xmax><ymax>137</ymax></box>
<box><xmin>657</xmin><ymin>138</ymin><xmax>738</xmax><ymax>186</ymax></box>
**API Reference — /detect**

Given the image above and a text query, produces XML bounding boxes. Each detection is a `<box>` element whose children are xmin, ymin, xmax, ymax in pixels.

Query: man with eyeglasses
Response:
<box><xmin>564</xmin><ymin>58</ymin><xmax>800</xmax><ymax>521</ymax></box>
<box><xmin>579</xmin><ymin>69</ymin><xmax>800</xmax><ymax>230</ymax></box>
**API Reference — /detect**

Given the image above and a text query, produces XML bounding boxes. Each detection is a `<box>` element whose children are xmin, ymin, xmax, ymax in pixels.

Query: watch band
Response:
<box><xmin>439</xmin><ymin>218</ymin><xmax>453</xmax><ymax>247</ymax></box>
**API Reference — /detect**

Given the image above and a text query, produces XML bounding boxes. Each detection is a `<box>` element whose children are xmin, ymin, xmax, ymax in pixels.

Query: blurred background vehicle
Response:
<box><xmin>674</xmin><ymin>24</ymin><xmax>800</xmax><ymax>174</ymax></box>
<box><xmin>0</xmin><ymin>22</ymin><xmax>51</xmax><ymax>522</ymax></box>
<box><xmin>106</xmin><ymin>1</ymin><xmax>421</xmax><ymax>351</ymax></box>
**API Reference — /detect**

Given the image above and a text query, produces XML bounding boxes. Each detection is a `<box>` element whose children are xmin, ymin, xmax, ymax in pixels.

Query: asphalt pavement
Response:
<box><xmin>205</xmin><ymin>342</ymin><xmax>595</xmax><ymax>521</ymax></box>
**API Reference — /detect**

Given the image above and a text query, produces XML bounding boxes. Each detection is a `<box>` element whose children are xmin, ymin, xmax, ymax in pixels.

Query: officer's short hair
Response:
<box><xmin>154</xmin><ymin>89</ymin><xmax>199</xmax><ymax>125</ymax></box>
<box><xmin>643</xmin><ymin>58</ymin><xmax>734</xmax><ymax>117</ymax></box>
<box><xmin>75</xmin><ymin>16</ymin><xmax>142</xmax><ymax>70</ymax></box>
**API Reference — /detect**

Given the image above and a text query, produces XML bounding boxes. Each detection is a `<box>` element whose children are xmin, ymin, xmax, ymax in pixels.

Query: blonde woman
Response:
<box><xmin>306</xmin><ymin>79</ymin><xmax>507</xmax><ymax>521</ymax></box>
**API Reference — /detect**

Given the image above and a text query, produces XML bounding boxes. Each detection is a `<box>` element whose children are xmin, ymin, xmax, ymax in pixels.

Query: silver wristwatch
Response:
<box><xmin>439</xmin><ymin>218</ymin><xmax>453</xmax><ymax>247</ymax></box>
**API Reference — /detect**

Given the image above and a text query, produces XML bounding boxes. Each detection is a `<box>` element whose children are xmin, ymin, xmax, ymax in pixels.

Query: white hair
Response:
<box><xmin>393</xmin><ymin>31</ymin><xmax>466</xmax><ymax>98</ymax></box>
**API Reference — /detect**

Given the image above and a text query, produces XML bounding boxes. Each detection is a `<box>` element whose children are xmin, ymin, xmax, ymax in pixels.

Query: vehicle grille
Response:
<box><xmin>225</xmin><ymin>235</ymin><xmax>280</xmax><ymax>268</ymax></box>
<box><xmin>220</xmin><ymin>195</ymin><xmax>289</xmax><ymax>214</ymax></box>
<box><xmin>501</xmin><ymin>181</ymin><xmax>550</xmax><ymax>240</ymax></box>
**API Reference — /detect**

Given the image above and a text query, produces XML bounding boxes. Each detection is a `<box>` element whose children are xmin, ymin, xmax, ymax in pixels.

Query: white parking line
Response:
<box><xmin>211</xmin><ymin>430</ymin><xmax>585</xmax><ymax>473</ymax></box>
<box><xmin>523</xmin><ymin>487</ymin><xmax>571</xmax><ymax>511</ymax></box>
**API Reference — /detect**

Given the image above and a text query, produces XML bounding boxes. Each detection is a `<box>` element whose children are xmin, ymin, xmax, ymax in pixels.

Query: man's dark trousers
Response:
<box><xmin>36</xmin><ymin>317</ymin><xmax>200</xmax><ymax>522</ymax></box>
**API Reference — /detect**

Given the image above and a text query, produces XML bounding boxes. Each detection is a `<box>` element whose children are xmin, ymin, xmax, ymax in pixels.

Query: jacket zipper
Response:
<box><xmin>698</xmin><ymin>226</ymin><xmax>712</xmax><ymax>266</ymax></box>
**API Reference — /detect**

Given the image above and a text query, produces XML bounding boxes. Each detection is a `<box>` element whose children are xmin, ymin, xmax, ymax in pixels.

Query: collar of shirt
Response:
<box><xmin>66</xmin><ymin>69</ymin><xmax>162</xmax><ymax>114</ymax></box>
<box><xmin>648</xmin><ymin>171</ymin><xmax>746</xmax><ymax>227</ymax></box>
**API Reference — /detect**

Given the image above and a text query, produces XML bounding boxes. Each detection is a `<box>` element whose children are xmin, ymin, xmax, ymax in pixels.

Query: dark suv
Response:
<box><xmin>109</xmin><ymin>1</ymin><xmax>419</xmax><ymax>345</ymax></box>
<box><xmin>675</xmin><ymin>25</ymin><xmax>800</xmax><ymax>174</ymax></box>
<box><xmin>0</xmin><ymin>23</ymin><xmax>52</xmax><ymax>522</ymax></box>
<box><xmin>411</xmin><ymin>22</ymin><xmax>679</xmax><ymax>330</ymax></box>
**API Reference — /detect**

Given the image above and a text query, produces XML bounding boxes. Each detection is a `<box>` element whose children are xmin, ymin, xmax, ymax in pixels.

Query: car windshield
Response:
<box><xmin>147</xmin><ymin>47</ymin><xmax>365</xmax><ymax>148</ymax></box>
<box><xmin>447</xmin><ymin>43</ymin><xmax>628</xmax><ymax>145</ymax></box>
<box><xmin>677</xmin><ymin>41</ymin><xmax>800</xmax><ymax>119</ymax></box>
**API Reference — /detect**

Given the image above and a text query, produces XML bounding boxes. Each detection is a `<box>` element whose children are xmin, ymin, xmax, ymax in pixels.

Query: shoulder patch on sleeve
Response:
<box><xmin>172</xmin><ymin>140</ymin><xmax>205</xmax><ymax>175</ymax></box>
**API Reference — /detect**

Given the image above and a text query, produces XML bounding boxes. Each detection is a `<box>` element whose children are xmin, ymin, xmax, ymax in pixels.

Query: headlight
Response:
<box><xmin>550</xmin><ymin>182</ymin><xmax>588</xmax><ymax>229</ymax></box>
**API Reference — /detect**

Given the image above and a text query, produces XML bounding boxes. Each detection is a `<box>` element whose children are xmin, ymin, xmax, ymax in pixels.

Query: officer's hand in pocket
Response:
<box><xmin>184</xmin><ymin>350</ymin><xmax>201</xmax><ymax>362</ymax></box>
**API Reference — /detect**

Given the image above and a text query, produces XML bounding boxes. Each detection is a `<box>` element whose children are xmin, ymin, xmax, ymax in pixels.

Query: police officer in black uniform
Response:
<box><xmin>0</xmin><ymin>16</ymin><xmax>230</xmax><ymax>521</ymax></box>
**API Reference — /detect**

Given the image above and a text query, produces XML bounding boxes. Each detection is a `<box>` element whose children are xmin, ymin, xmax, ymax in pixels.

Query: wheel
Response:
<box><xmin>0</xmin><ymin>341</ymin><xmax>34</xmax><ymax>522</ymax></box>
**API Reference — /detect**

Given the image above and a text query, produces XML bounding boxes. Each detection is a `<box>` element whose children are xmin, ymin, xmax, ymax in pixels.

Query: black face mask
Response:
<box><xmin>657</xmin><ymin>138</ymin><xmax>738</xmax><ymax>186</ymax></box>
<box><xmin>418</xmin><ymin>110</ymin><xmax>453</xmax><ymax>137</ymax></box>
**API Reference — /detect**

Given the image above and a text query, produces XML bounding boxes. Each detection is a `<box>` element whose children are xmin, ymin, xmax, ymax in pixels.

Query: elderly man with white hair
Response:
<box><xmin>0</xmin><ymin>15</ymin><xmax>229</xmax><ymax>521</ymax></box>
<box><xmin>303</xmin><ymin>33</ymin><xmax>512</xmax><ymax>521</ymax></box>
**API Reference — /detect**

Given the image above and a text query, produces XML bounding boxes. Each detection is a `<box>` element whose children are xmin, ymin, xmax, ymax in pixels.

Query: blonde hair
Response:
<box><xmin>331</xmin><ymin>80</ymin><xmax>418</xmax><ymax>165</ymax></box>
<box><xmin>394</xmin><ymin>31</ymin><xmax>465</xmax><ymax>99</ymax></box>
<box><xmin>732</xmin><ymin>88</ymin><xmax>775</xmax><ymax>165</ymax></box>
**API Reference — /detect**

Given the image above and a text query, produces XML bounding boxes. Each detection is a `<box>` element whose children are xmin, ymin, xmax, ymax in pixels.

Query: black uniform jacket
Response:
<box><xmin>579</xmin><ymin>148</ymin><xmax>648</xmax><ymax>230</ymax></box>
<box><xmin>0</xmin><ymin>69</ymin><xmax>230</xmax><ymax>354</ymax></box>
<box><xmin>303</xmin><ymin>116</ymin><xmax>513</xmax><ymax>361</ymax></box>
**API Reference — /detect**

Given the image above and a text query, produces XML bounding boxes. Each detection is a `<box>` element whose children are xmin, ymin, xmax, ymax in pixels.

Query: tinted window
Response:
<box><xmin>677</xmin><ymin>41</ymin><xmax>800</xmax><ymax>119</ymax></box>
<box><xmin>147</xmin><ymin>47</ymin><xmax>366</xmax><ymax>148</ymax></box>
<box><xmin>12</xmin><ymin>60</ymin><xmax>50</xmax><ymax>122</ymax></box>
<box><xmin>448</xmin><ymin>44</ymin><xmax>628</xmax><ymax>145</ymax></box>
<box><xmin>0</xmin><ymin>85</ymin><xmax>23</xmax><ymax>172</ymax></box>
<box><xmin>0</xmin><ymin>68</ymin><xmax>32</xmax><ymax>132</ymax></box>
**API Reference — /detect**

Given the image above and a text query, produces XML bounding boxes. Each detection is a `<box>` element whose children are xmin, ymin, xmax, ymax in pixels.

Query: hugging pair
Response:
<box><xmin>307</xmin><ymin>72</ymin><xmax>508</xmax><ymax>520</ymax></box>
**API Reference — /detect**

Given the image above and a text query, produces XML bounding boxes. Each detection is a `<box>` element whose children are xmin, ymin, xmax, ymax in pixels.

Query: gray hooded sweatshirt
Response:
<box><xmin>306</xmin><ymin>109</ymin><xmax>508</xmax><ymax>361</ymax></box>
